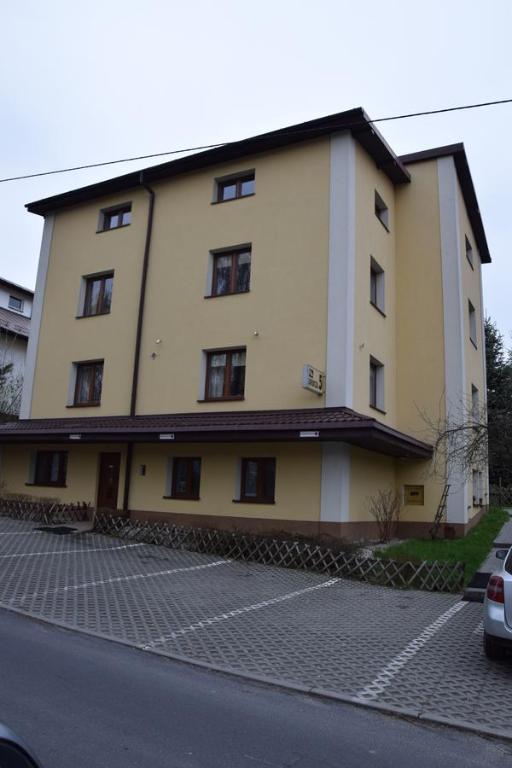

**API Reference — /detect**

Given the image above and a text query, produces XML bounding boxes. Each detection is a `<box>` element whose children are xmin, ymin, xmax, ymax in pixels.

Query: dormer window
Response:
<box><xmin>215</xmin><ymin>172</ymin><xmax>255</xmax><ymax>203</ymax></box>
<box><xmin>98</xmin><ymin>203</ymin><xmax>131</xmax><ymax>232</ymax></box>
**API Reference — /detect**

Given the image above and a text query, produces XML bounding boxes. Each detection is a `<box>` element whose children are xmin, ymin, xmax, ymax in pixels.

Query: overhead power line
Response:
<box><xmin>1</xmin><ymin>97</ymin><xmax>511</xmax><ymax>184</ymax></box>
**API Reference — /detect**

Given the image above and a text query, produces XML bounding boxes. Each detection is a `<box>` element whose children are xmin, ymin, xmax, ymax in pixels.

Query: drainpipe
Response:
<box><xmin>123</xmin><ymin>174</ymin><xmax>155</xmax><ymax>513</ymax></box>
<box><xmin>130</xmin><ymin>173</ymin><xmax>156</xmax><ymax>417</ymax></box>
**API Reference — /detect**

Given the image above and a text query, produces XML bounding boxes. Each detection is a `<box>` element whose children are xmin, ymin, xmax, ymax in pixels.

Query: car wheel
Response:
<box><xmin>484</xmin><ymin>632</ymin><xmax>506</xmax><ymax>660</ymax></box>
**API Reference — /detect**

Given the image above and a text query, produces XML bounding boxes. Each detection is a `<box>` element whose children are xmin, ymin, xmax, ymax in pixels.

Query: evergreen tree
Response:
<box><xmin>485</xmin><ymin>317</ymin><xmax>512</xmax><ymax>485</ymax></box>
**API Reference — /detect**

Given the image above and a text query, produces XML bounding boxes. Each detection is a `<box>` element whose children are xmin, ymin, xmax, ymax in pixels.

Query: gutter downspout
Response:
<box><xmin>123</xmin><ymin>174</ymin><xmax>155</xmax><ymax>513</ymax></box>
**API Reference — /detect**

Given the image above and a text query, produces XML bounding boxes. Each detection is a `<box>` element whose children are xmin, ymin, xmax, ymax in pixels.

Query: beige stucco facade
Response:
<box><xmin>0</xmin><ymin>110</ymin><xmax>491</xmax><ymax>541</ymax></box>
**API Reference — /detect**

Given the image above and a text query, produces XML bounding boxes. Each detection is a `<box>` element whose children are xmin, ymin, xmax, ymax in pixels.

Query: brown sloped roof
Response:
<box><xmin>26</xmin><ymin>108</ymin><xmax>410</xmax><ymax>216</ymax></box>
<box><xmin>0</xmin><ymin>407</ymin><xmax>432</xmax><ymax>459</ymax></box>
<box><xmin>0</xmin><ymin>307</ymin><xmax>30</xmax><ymax>339</ymax></box>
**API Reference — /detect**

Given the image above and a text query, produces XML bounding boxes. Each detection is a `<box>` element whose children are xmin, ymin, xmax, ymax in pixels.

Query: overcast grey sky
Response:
<box><xmin>1</xmin><ymin>0</ymin><xmax>511</xmax><ymax>344</ymax></box>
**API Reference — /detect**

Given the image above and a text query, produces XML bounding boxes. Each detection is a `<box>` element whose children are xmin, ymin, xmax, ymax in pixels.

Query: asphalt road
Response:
<box><xmin>0</xmin><ymin>608</ymin><xmax>510</xmax><ymax>768</ymax></box>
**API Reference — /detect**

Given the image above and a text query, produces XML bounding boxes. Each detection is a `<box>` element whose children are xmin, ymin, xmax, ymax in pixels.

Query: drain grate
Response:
<box><xmin>34</xmin><ymin>526</ymin><xmax>78</xmax><ymax>535</ymax></box>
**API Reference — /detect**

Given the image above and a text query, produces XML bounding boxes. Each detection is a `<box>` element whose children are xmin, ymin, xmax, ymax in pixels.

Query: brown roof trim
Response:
<box><xmin>26</xmin><ymin>108</ymin><xmax>410</xmax><ymax>216</ymax></box>
<box><xmin>400</xmin><ymin>143</ymin><xmax>491</xmax><ymax>264</ymax></box>
<box><xmin>0</xmin><ymin>407</ymin><xmax>431</xmax><ymax>459</ymax></box>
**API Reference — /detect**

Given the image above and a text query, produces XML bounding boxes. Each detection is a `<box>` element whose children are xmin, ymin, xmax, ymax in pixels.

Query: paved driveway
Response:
<box><xmin>0</xmin><ymin>516</ymin><xmax>510</xmax><ymax>740</ymax></box>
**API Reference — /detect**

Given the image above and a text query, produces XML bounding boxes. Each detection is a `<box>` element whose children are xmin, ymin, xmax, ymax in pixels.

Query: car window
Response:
<box><xmin>505</xmin><ymin>551</ymin><xmax>512</xmax><ymax>575</ymax></box>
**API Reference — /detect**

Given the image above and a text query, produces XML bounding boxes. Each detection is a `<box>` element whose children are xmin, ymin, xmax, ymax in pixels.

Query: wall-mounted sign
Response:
<box><xmin>159</xmin><ymin>433</ymin><xmax>175</xmax><ymax>441</ymax></box>
<box><xmin>404</xmin><ymin>485</ymin><xmax>424</xmax><ymax>506</ymax></box>
<box><xmin>300</xmin><ymin>431</ymin><xmax>320</xmax><ymax>438</ymax></box>
<box><xmin>69</xmin><ymin>434</ymin><xmax>81</xmax><ymax>440</ymax></box>
<box><xmin>302</xmin><ymin>364</ymin><xmax>325</xmax><ymax>395</ymax></box>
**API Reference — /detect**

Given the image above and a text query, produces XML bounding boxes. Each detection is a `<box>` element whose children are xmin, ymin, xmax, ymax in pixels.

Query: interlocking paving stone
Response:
<box><xmin>0</xmin><ymin>516</ymin><xmax>510</xmax><ymax>739</ymax></box>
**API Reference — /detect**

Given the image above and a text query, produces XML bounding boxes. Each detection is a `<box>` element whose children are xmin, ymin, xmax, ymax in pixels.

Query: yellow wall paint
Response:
<box><xmin>30</xmin><ymin>140</ymin><xmax>330</xmax><ymax>419</ymax></box>
<box><xmin>31</xmin><ymin>190</ymin><xmax>149</xmax><ymax>418</ymax></box>
<box><xmin>349</xmin><ymin>446</ymin><xmax>396</xmax><ymax>522</ymax></box>
<box><xmin>0</xmin><ymin>444</ymin><xmax>127</xmax><ymax>507</ymax></box>
<box><xmin>129</xmin><ymin>442</ymin><xmax>322</xmax><ymax>521</ymax></box>
<box><xmin>136</xmin><ymin>140</ymin><xmax>330</xmax><ymax>414</ymax></box>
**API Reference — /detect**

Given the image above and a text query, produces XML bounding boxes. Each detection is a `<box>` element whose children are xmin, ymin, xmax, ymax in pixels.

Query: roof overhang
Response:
<box><xmin>400</xmin><ymin>143</ymin><xmax>491</xmax><ymax>264</ymax></box>
<box><xmin>26</xmin><ymin>108</ymin><xmax>410</xmax><ymax>216</ymax></box>
<box><xmin>0</xmin><ymin>408</ymin><xmax>432</xmax><ymax>460</ymax></box>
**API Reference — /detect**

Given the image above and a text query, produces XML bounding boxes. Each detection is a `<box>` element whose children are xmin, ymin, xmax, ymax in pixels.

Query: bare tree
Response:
<box><xmin>0</xmin><ymin>328</ymin><xmax>24</xmax><ymax>418</ymax></box>
<box><xmin>420</xmin><ymin>398</ymin><xmax>488</xmax><ymax>482</ymax></box>
<box><xmin>367</xmin><ymin>489</ymin><xmax>401</xmax><ymax>543</ymax></box>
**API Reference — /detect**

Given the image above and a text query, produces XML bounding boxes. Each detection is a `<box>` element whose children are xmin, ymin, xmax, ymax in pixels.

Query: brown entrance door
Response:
<box><xmin>97</xmin><ymin>452</ymin><xmax>121</xmax><ymax>511</ymax></box>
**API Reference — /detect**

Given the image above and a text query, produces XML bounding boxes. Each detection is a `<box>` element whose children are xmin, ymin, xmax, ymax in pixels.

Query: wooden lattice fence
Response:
<box><xmin>94</xmin><ymin>511</ymin><xmax>465</xmax><ymax>593</ymax></box>
<box><xmin>0</xmin><ymin>498</ymin><xmax>91</xmax><ymax>525</ymax></box>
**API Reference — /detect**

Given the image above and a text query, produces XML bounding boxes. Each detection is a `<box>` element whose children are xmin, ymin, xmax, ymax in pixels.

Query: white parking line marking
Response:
<box><xmin>473</xmin><ymin>620</ymin><xmax>484</xmax><ymax>635</ymax></box>
<box><xmin>356</xmin><ymin>601</ymin><xmax>467</xmax><ymax>701</ymax></box>
<box><xmin>22</xmin><ymin>559</ymin><xmax>231</xmax><ymax>600</ymax></box>
<box><xmin>143</xmin><ymin>577</ymin><xmax>341</xmax><ymax>650</ymax></box>
<box><xmin>0</xmin><ymin>542</ymin><xmax>144</xmax><ymax>560</ymax></box>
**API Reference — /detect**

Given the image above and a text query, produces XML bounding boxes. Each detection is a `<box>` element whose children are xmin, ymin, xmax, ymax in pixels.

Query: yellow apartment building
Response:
<box><xmin>0</xmin><ymin>108</ymin><xmax>490</xmax><ymax>539</ymax></box>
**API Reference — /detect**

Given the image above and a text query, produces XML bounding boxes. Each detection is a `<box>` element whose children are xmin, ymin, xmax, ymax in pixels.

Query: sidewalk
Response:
<box><xmin>464</xmin><ymin>510</ymin><xmax>512</xmax><ymax>602</ymax></box>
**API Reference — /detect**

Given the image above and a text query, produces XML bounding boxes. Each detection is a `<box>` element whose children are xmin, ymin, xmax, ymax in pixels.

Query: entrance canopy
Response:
<box><xmin>0</xmin><ymin>407</ymin><xmax>432</xmax><ymax>460</ymax></box>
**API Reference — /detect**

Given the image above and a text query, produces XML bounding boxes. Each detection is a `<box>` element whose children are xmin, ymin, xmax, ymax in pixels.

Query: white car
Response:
<box><xmin>483</xmin><ymin>547</ymin><xmax>512</xmax><ymax>660</ymax></box>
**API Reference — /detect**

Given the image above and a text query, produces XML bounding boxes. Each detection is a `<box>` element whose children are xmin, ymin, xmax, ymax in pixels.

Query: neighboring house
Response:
<box><xmin>0</xmin><ymin>277</ymin><xmax>33</xmax><ymax>416</ymax></box>
<box><xmin>0</xmin><ymin>108</ymin><xmax>489</xmax><ymax>539</ymax></box>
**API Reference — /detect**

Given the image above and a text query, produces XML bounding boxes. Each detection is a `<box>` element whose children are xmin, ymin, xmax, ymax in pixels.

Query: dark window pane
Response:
<box><xmin>370</xmin><ymin>364</ymin><xmax>377</xmax><ymax>407</ymax></box>
<box><xmin>230</xmin><ymin>350</ymin><xmax>246</xmax><ymax>396</ymax></box>
<box><xmin>220</xmin><ymin>182</ymin><xmax>236</xmax><ymax>201</ymax></box>
<box><xmin>240</xmin><ymin>177</ymin><xmax>255</xmax><ymax>196</ymax></box>
<box><xmin>103</xmin><ymin>276</ymin><xmax>113</xmax><ymax>312</ymax></box>
<box><xmin>236</xmin><ymin>252</ymin><xmax>251</xmax><ymax>292</ymax></box>
<box><xmin>86</xmin><ymin>279</ymin><xmax>101</xmax><ymax>315</ymax></box>
<box><xmin>191</xmin><ymin>459</ymin><xmax>201</xmax><ymax>497</ymax></box>
<box><xmin>93</xmin><ymin>364</ymin><xmax>103</xmax><ymax>402</ymax></box>
<box><xmin>174</xmin><ymin>459</ymin><xmax>189</xmax><ymax>495</ymax></box>
<box><xmin>35</xmin><ymin>451</ymin><xmax>66</xmax><ymax>485</ymax></box>
<box><xmin>77</xmin><ymin>366</ymin><xmax>92</xmax><ymax>403</ymax></box>
<box><xmin>214</xmin><ymin>255</ymin><xmax>232</xmax><ymax>295</ymax></box>
<box><xmin>263</xmin><ymin>460</ymin><xmax>276</xmax><ymax>500</ymax></box>
<box><xmin>370</xmin><ymin>270</ymin><xmax>377</xmax><ymax>305</ymax></box>
<box><xmin>244</xmin><ymin>461</ymin><xmax>259</xmax><ymax>497</ymax></box>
